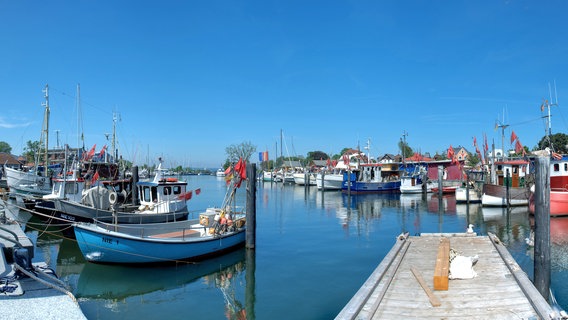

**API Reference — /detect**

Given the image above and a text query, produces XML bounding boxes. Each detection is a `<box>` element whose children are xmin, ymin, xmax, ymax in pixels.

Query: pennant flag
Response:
<box><xmin>473</xmin><ymin>137</ymin><xmax>477</xmax><ymax>148</ymax></box>
<box><xmin>552</xmin><ymin>152</ymin><xmax>563</xmax><ymax>160</ymax></box>
<box><xmin>99</xmin><ymin>145</ymin><xmax>107</xmax><ymax>159</ymax></box>
<box><xmin>510</xmin><ymin>130</ymin><xmax>518</xmax><ymax>144</ymax></box>
<box><xmin>447</xmin><ymin>145</ymin><xmax>455</xmax><ymax>160</ymax></box>
<box><xmin>91</xmin><ymin>171</ymin><xmax>100</xmax><ymax>185</ymax></box>
<box><xmin>483</xmin><ymin>133</ymin><xmax>488</xmax><ymax>153</ymax></box>
<box><xmin>195</xmin><ymin>188</ymin><xmax>201</xmax><ymax>195</ymax></box>
<box><xmin>234</xmin><ymin>158</ymin><xmax>247</xmax><ymax>187</ymax></box>
<box><xmin>178</xmin><ymin>190</ymin><xmax>193</xmax><ymax>201</ymax></box>
<box><xmin>515</xmin><ymin>139</ymin><xmax>523</xmax><ymax>154</ymax></box>
<box><xmin>84</xmin><ymin>144</ymin><xmax>97</xmax><ymax>160</ymax></box>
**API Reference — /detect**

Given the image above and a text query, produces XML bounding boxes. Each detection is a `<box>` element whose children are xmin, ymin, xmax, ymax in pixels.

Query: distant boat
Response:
<box><xmin>342</xmin><ymin>163</ymin><xmax>401</xmax><ymax>194</ymax></box>
<box><xmin>400</xmin><ymin>164</ymin><xmax>435</xmax><ymax>194</ymax></box>
<box><xmin>455</xmin><ymin>186</ymin><xmax>481</xmax><ymax>203</ymax></box>
<box><xmin>216</xmin><ymin>168</ymin><xmax>226</xmax><ymax>177</ymax></box>
<box><xmin>5</xmin><ymin>85</ymin><xmax>58</xmax><ymax>197</ymax></box>
<box><xmin>293</xmin><ymin>171</ymin><xmax>316</xmax><ymax>186</ymax></box>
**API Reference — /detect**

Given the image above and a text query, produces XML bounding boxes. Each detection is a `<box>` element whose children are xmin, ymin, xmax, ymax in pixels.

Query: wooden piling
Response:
<box><xmin>132</xmin><ymin>165</ymin><xmax>139</xmax><ymax>205</ymax></box>
<box><xmin>437</xmin><ymin>165</ymin><xmax>443</xmax><ymax>198</ymax></box>
<box><xmin>246</xmin><ymin>163</ymin><xmax>256</xmax><ymax>249</ymax></box>
<box><xmin>534</xmin><ymin>156</ymin><xmax>550</xmax><ymax>301</ymax></box>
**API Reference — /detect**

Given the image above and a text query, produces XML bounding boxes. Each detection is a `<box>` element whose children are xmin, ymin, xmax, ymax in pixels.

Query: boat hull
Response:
<box><xmin>342</xmin><ymin>181</ymin><xmax>401</xmax><ymax>194</ymax></box>
<box><xmin>481</xmin><ymin>183</ymin><xmax>530</xmax><ymax>207</ymax></box>
<box><xmin>316</xmin><ymin>173</ymin><xmax>343</xmax><ymax>190</ymax></box>
<box><xmin>529</xmin><ymin>189</ymin><xmax>568</xmax><ymax>217</ymax></box>
<box><xmin>74</xmin><ymin>221</ymin><xmax>246</xmax><ymax>264</ymax></box>
<box><xmin>455</xmin><ymin>187</ymin><xmax>481</xmax><ymax>203</ymax></box>
<box><xmin>34</xmin><ymin>199</ymin><xmax>189</xmax><ymax>224</ymax></box>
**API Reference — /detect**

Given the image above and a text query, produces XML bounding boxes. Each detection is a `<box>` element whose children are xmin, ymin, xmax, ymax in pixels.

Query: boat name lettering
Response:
<box><xmin>102</xmin><ymin>237</ymin><xmax>114</xmax><ymax>244</ymax></box>
<box><xmin>60</xmin><ymin>214</ymin><xmax>75</xmax><ymax>221</ymax></box>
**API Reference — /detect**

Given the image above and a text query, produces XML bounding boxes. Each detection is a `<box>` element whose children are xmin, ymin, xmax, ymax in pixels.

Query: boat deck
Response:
<box><xmin>336</xmin><ymin>232</ymin><xmax>558</xmax><ymax>319</ymax></box>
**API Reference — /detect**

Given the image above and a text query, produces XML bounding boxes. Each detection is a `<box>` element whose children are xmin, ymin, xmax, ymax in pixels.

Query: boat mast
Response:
<box><xmin>401</xmin><ymin>130</ymin><xmax>407</xmax><ymax>168</ymax></box>
<box><xmin>41</xmin><ymin>84</ymin><xmax>50</xmax><ymax>177</ymax></box>
<box><xmin>544</xmin><ymin>81</ymin><xmax>558</xmax><ymax>150</ymax></box>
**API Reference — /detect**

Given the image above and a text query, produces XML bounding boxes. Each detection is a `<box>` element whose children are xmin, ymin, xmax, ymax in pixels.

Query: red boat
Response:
<box><xmin>529</xmin><ymin>153</ymin><xmax>568</xmax><ymax>216</ymax></box>
<box><xmin>431</xmin><ymin>186</ymin><xmax>458</xmax><ymax>194</ymax></box>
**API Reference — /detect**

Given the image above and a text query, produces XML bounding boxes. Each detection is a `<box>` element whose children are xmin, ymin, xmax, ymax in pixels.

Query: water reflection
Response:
<box><xmin>6</xmin><ymin>178</ymin><xmax>568</xmax><ymax>318</ymax></box>
<box><xmin>73</xmin><ymin>248</ymin><xmax>245</xmax><ymax>300</ymax></box>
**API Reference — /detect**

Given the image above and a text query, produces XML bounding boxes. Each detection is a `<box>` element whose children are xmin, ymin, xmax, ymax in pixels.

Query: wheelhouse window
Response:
<box><xmin>554</xmin><ymin>163</ymin><xmax>560</xmax><ymax>172</ymax></box>
<box><xmin>173</xmin><ymin>186</ymin><xmax>182</xmax><ymax>195</ymax></box>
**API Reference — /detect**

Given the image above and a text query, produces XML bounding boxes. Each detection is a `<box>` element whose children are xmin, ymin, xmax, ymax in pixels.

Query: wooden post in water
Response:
<box><xmin>534</xmin><ymin>156</ymin><xmax>550</xmax><ymax>301</ymax></box>
<box><xmin>437</xmin><ymin>165</ymin><xmax>443</xmax><ymax>198</ymax></box>
<box><xmin>506</xmin><ymin>169</ymin><xmax>511</xmax><ymax>208</ymax></box>
<box><xmin>347</xmin><ymin>169</ymin><xmax>351</xmax><ymax>196</ymax></box>
<box><xmin>465</xmin><ymin>171</ymin><xmax>470</xmax><ymax>204</ymax></box>
<box><xmin>246</xmin><ymin>163</ymin><xmax>257</xmax><ymax>249</ymax></box>
<box><xmin>132</xmin><ymin>165</ymin><xmax>139</xmax><ymax>206</ymax></box>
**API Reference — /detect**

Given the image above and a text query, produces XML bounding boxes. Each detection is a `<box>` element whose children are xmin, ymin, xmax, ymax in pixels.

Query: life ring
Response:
<box><xmin>200</xmin><ymin>216</ymin><xmax>209</xmax><ymax>226</ymax></box>
<box><xmin>166</xmin><ymin>177</ymin><xmax>178</xmax><ymax>182</ymax></box>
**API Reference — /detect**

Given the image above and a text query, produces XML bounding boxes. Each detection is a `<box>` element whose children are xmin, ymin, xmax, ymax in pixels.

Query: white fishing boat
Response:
<box><xmin>34</xmin><ymin>159</ymin><xmax>190</xmax><ymax>224</ymax></box>
<box><xmin>5</xmin><ymin>85</ymin><xmax>58</xmax><ymax>197</ymax></box>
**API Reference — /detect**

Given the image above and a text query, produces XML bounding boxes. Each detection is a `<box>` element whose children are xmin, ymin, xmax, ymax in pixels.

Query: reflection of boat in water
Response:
<box><xmin>549</xmin><ymin>217</ymin><xmax>568</xmax><ymax>245</ymax></box>
<box><xmin>481</xmin><ymin>206</ymin><xmax>527</xmax><ymax>221</ymax></box>
<box><xmin>427</xmin><ymin>194</ymin><xmax>457</xmax><ymax>214</ymax></box>
<box><xmin>75</xmin><ymin>247</ymin><xmax>245</xmax><ymax>299</ymax></box>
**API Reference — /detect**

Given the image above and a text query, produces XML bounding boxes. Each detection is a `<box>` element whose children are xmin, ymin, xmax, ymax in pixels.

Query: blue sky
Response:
<box><xmin>1</xmin><ymin>1</ymin><xmax>567</xmax><ymax>169</ymax></box>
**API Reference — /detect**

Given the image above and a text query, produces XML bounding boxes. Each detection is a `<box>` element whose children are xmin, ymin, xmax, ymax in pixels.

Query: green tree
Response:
<box><xmin>537</xmin><ymin>133</ymin><xmax>568</xmax><ymax>153</ymax></box>
<box><xmin>0</xmin><ymin>141</ymin><xmax>11</xmax><ymax>153</ymax></box>
<box><xmin>225</xmin><ymin>141</ymin><xmax>257</xmax><ymax>167</ymax></box>
<box><xmin>306</xmin><ymin>151</ymin><xmax>329</xmax><ymax>162</ymax></box>
<box><xmin>398</xmin><ymin>140</ymin><xmax>413</xmax><ymax>159</ymax></box>
<box><xmin>23</xmin><ymin>140</ymin><xmax>41</xmax><ymax>164</ymax></box>
<box><xmin>466</xmin><ymin>152</ymin><xmax>480</xmax><ymax>168</ymax></box>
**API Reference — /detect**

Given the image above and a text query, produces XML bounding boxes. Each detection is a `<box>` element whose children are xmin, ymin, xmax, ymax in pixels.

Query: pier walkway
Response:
<box><xmin>0</xmin><ymin>199</ymin><xmax>86</xmax><ymax>320</ymax></box>
<box><xmin>337</xmin><ymin>232</ymin><xmax>559</xmax><ymax>320</ymax></box>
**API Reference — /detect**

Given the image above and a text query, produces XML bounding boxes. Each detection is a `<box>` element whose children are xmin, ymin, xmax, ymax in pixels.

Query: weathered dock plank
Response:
<box><xmin>336</xmin><ymin>232</ymin><xmax>560</xmax><ymax>320</ymax></box>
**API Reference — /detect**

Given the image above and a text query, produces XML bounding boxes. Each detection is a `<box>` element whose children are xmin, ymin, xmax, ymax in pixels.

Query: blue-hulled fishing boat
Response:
<box><xmin>73</xmin><ymin>211</ymin><xmax>246</xmax><ymax>264</ymax></box>
<box><xmin>342</xmin><ymin>163</ymin><xmax>401</xmax><ymax>194</ymax></box>
<box><xmin>73</xmin><ymin>157</ymin><xmax>249</xmax><ymax>264</ymax></box>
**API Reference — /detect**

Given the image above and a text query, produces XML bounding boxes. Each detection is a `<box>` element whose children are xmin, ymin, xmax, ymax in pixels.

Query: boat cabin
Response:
<box><xmin>550</xmin><ymin>156</ymin><xmax>568</xmax><ymax>190</ymax></box>
<box><xmin>494</xmin><ymin>160</ymin><xmax>529</xmax><ymax>188</ymax></box>
<box><xmin>136</xmin><ymin>177</ymin><xmax>188</xmax><ymax>213</ymax></box>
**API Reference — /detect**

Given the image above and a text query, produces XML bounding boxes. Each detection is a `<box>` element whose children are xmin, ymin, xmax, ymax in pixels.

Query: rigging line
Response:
<box><xmin>50</xmin><ymin>86</ymin><xmax>112</xmax><ymax>115</ymax></box>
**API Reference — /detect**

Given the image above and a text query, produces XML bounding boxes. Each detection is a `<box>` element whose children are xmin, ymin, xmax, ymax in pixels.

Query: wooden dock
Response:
<box><xmin>336</xmin><ymin>232</ymin><xmax>560</xmax><ymax>320</ymax></box>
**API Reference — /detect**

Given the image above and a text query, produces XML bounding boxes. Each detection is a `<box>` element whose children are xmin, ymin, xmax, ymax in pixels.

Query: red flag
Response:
<box><xmin>185</xmin><ymin>191</ymin><xmax>192</xmax><ymax>200</ymax></box>
<box><xmin>195</xmin><ymin>188</ymin><xmax>201</xmax><ymax>195</ymax></box>
<box><xmin>235</xmin><ymin>158</ymin><xmax>244</xmax><ymax>176</ymax></box>
<box><xmin>447</xmin><ymin>145</ymin><xmax>455</xmax><ymax>160</ymax></box>
<box><xmin>510</xmin><ymin>131</ymin><xmax>518</xmax><ymax>144</ymax></box>
<box><xmin>99</xmin><ymin>145</ymin><xmax>107</xmax><ymax>158</ymax></box>
<box><xmin>91</xmin><ymin>171</ymin><xmax>99</xmax><ymax>184</ymax></box>
<box><xmin>473</xmin><ymin>137</ymin><xmax>477</xmax><ymax>148</ymax></box>
<box><xmin>552</xmin><ymin>152</ymin><xmax>562</xmax><ymax>160</ymax></box>
<box><xmin>263</xmin><ymin>151</ymin><xmax>269</xmax><ymax>161</ymax></box>
<box><xmin>483</xmin><ymin>133</ymin><xmax>488</xmax><ymax>153</ymax></box>
<box><xmin>515</xmin><ymin>139</ymin><xmax>523</xmax><ymax>153</ymax></box>
<box><xmin>84</xmin><ymin>144</ymin><xmax>96</xmax><ymax>160</ymax></box>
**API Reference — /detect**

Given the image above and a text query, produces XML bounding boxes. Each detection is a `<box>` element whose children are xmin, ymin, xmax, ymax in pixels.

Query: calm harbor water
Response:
<box><xmin>14</xmin><ymin>174</ymin><xmax>568</xmax><ymax>319</ymax></box>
